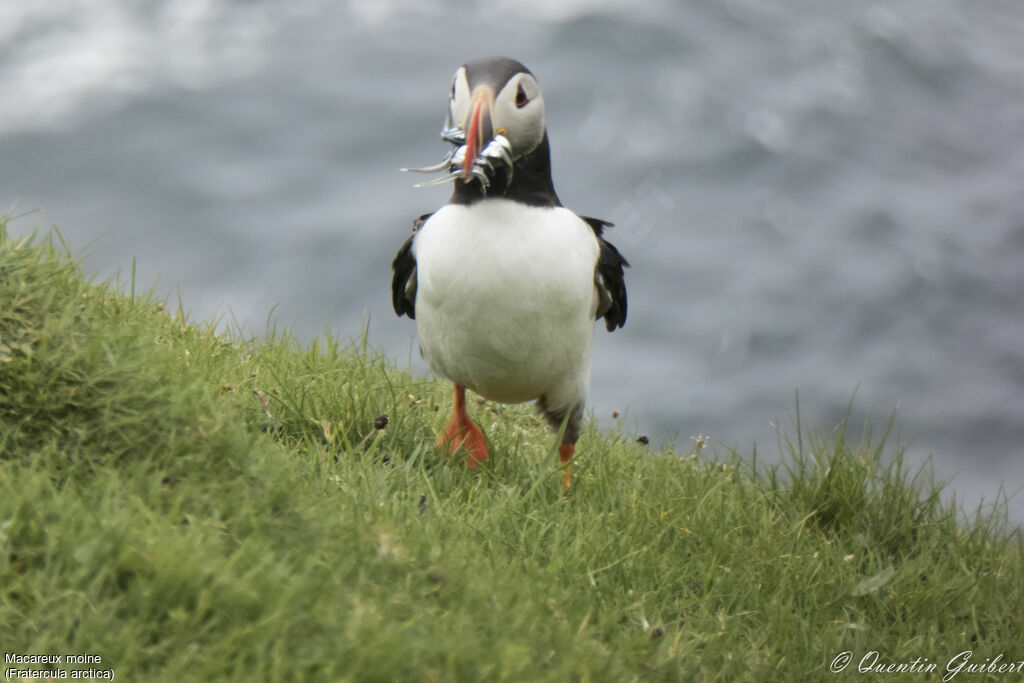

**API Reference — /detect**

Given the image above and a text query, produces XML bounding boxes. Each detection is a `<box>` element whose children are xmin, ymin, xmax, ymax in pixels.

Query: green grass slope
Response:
<box><xmin>1</xmin><ymin>220</ymin><xmax>1021</xmax><ymax>681</ymax></box>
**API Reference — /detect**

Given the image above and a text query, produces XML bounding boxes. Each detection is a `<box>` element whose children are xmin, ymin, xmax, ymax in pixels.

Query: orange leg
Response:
<box><xmin>559</xmin><ymin>442</ymin><xmax>575</xmax><ymax>489</ymax></box>
<box><xmin>437</xmin><ymin>384</ymin><xmax>489</xmax><ymax>468</ymax></box>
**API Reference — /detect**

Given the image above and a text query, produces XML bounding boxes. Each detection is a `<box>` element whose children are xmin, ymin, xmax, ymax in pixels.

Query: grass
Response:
<box><xmin>1</xmin><ymin>218</ymin><xmax>1022</xmax><ymax>682</ymax></box>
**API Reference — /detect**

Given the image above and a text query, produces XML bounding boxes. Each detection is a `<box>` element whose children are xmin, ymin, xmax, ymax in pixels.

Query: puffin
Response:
<box><xmin>391</xmin><ymin>56</ymin><xmax>628</xmax><ymax>487</ymax></box>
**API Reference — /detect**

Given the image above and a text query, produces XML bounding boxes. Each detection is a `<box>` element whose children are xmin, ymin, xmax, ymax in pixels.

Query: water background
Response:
<box><xmin>2</xmin><ymin>1</ymin><xmax>1022</xmax><ymax>523</ymax></box>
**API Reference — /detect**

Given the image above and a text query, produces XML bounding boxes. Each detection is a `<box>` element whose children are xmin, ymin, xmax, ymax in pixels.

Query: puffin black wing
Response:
<box><xmin>391</xmin><ymin>213</ymin><xmax>433</xmax><ymax>319</ymax></box>
<box><xmin>581</xmin><ymin>216</ymin><xmax>629</xmax><ymax>332</ymax></box>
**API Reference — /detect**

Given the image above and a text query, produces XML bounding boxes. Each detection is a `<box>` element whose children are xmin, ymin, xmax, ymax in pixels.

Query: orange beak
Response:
<box><xmin>462</xmin><ymin>87</ymin><xmax>494</xmax><ymax>180</ymax></box>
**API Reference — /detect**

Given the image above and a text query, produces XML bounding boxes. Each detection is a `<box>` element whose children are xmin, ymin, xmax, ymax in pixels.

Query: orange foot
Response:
<box><xmin>437</xmin><ymin>384</ymin><xmax>489</xmax><ymax>468</ymax></box>
<box><xmin>559</xmin><ymin>442</ymin><xmax>575</xmax><ymax>489</ymax></box>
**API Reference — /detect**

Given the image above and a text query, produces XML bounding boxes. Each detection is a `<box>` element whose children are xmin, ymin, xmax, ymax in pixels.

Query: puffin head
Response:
<box><xmin>404</xmin><ymin>56</ymin><xmax>558</xmax><ymax>205</ymax></box>
<box><xmin>445</xmin><ymin>56</ymin><xmax>546</xmax><ymax>178</ymax></box>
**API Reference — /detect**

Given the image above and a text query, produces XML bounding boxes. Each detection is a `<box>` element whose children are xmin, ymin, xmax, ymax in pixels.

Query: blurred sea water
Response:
<box><xmin>2</xmin><ymin>0</ymin><xmax>1022</xmax><ymax>522</ymax></box>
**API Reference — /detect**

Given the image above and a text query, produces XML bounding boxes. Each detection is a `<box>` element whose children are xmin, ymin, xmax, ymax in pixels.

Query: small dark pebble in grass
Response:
<box><xmin>650</xmin><ymin>627</ymin><xmax>664</xmax><ymax>639</ymax></box>
<box><xmin>636</xmin><ymin>435</ymin><xmax>649</xmax><ymax>445</ymax></box>
<box><xmin>427</xmin><ymin>568</ymin><xmax>445</xmax><ymax>584</ymax></box>
<box><xmin>373</xmin><ymin>414</ymin><xmax>389</xmax><ymax>430</ymax></box>
<box><xmin>418</xmin><ymin>495</ymin><xmax>428</xmax><ymax>514</ymax></box>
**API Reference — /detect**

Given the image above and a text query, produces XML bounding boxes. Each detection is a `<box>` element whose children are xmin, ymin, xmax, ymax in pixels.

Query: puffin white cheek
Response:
<box><xmin>494</xmin><ymin>103</ymin><xmax>544</xmax><ymax>158</ymax></box>
<box><xmin>449</xmin><ymin>68</ymin><xmax>471</xmax><ymax>129</ymax></box>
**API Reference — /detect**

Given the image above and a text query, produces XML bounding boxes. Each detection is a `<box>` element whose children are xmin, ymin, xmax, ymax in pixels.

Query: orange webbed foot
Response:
<box><xmin>437</xmin><ymin>384</ymin><xmax>489</xmax><ymax>468</ymax></box>
<box><xmin>437</xmin><ymin>412</ymin><xmax>488</xmax><ymax>468</ymax></box>
<box><xmin>559</xmin><ymin>442</ymin><xmax>575</xmax><ymax>489</ymax></box>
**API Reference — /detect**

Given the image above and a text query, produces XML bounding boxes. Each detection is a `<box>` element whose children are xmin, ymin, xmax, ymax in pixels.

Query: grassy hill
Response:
<box><xmin>1</xmin><ymin>219</ymin><xmax>1021</xmax><ymax>681</ymax></box>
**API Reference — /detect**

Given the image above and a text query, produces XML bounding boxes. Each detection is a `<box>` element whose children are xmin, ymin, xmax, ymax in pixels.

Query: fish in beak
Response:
<box><xmin>401</xmin><ymin>72</ymin><xmax>514</xmax><ymax>193</ymax></box>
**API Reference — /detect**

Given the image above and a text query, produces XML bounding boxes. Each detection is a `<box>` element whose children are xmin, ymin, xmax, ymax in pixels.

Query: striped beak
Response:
<box><xmin>461</xmin><ymin>86</ymin><xmax>494</xmax><ymax>181</ymax></box>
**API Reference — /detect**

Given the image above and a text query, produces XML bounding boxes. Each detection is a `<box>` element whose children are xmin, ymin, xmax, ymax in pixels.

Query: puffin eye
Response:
<box><xmin>515</xmin><ymin>83</ymin><xmax>529</xmax><ymax>108</ymax></box>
